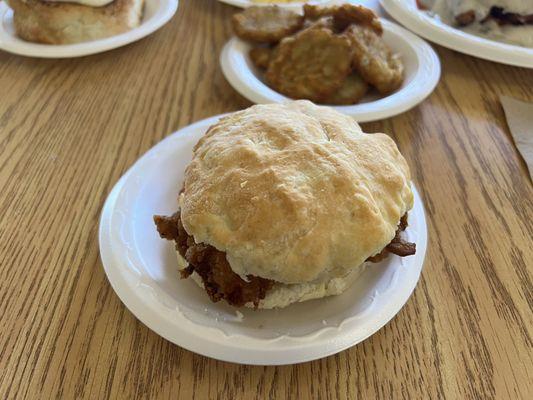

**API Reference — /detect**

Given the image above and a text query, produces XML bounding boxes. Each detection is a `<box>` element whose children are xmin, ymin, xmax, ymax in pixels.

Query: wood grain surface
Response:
<box><xmin>0</xmin><ymin>0</ymin><xmax>532</xmax><ymax>399</ymax></box>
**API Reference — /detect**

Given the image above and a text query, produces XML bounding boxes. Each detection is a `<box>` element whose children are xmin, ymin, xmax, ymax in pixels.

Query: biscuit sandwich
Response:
<box><xmin>6</xmin><ymin>0</ymin><xmax>144</xmax><ymax>44</ymax></box>
<box><xmin>155</xmin><ymin>101</ymin><xmax>416</xmax><ymax>309</ymax></box>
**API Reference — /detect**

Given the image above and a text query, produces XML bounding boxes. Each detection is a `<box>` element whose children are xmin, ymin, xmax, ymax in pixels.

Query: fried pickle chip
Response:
<box><xmin>249</xmin><ymin>47</ymin><xmax>274</xmax><ymax>70</ymax></box>
<box><xmin>265</xmin><ymin>28</ymin><xmax>353</xmax><ymax>102</ymax></box>
<box><xmin>303</xmin><ymin>4</ymin><xmax>383</xmax><ymax>34</ymax></box>
<box><xmin>232</xmin><ymin>6</ymin><xmax>304</xmax><ymax>44</ymax></box>
<box><xmin>324</xmin><ymin>73</ymin><xmax>369</xmax><ymax>105</ymax></box>
<box><xmin>302</xmin><ymin>16</ymin><xmax>337</xmax><ymax>32</ymax></box>
<box><xmin>344</xmin><ymin>25</ymin><xmax>404</xmax><ymax>94</ymax></box>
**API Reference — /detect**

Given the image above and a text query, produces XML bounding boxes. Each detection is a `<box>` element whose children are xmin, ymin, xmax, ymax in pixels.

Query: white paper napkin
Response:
<box><xmin>500</xmin><ymin>96</ymin><xmax>533</xmax><ymax>180</ymax></box>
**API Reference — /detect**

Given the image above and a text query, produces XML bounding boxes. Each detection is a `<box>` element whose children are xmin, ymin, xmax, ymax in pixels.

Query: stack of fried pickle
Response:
<box><xmin>232</xmin><ymin>4</ymin><xmax>404</xmax><ymax>105</ymax></box>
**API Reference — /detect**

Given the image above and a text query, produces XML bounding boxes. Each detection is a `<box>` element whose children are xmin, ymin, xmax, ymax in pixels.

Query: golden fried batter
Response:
<box><xmin>301</xmin><ymin>16</ymin><xmax>336</xmax><ymax>33</ymax></box>
<box><xmin>154</xmin><ymin>212</ymin><xmax>274</xmax><ymax>308</ymax></box>
<box><xmin>249</xmin><ymin>46</ymin><xmax>274</xmax><ymax>70</ymax></box>
<box><xmin>265</xmin><ymin>28</ymin><xmax>353</xmax><ymax>102</ymax></box>
<box><xmin>344</xmin><ymin>25</ymin><xmax>404</xmax><ymax>94</ymax></box>
<box><xmin>303</xmin><ymin>4</ymin><xmax>383</xmax><ymax>34</ymax></box>
<box><xmin>232</xmin><ymin>6</ymin><xmax>304</xmax><ymax>44</ymax></box>
<box><xmin>324</xmin><ymin>73</ymin><xmax>368</xmax><ymax>105</ymax></box>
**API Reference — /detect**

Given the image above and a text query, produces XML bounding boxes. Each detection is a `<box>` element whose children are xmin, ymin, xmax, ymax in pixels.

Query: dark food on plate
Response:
<box><xmin>449</xmin><ymin>1</ymin><xmax>533</xmax><ymax>26</ymax></box>
<box><xmin>367</xmin><ymin>215</ymin><xmax>416</xmax><ymax>262</ymax></box>
<box><xmin>233</xmin><ymin>4</ymin><xmax>405</xmax><ymax>105</ymax></box>
<box><xmin>232</xmin><ymin>5</ymin><xmax>304</xmax><ymax>44</ymax></box>
<box><xmin>421</xmin><ymin>0</ymin><xmax>533</xmax><ymax>47</ymax></box>
<box><xmin>154</xmin><ymin>101</ymin><xmax>416</xmax><ymax>309</ymax></box>
<box><xmin>155</xmin><ymin>212</ymin><xmax>275</xmax><ymax>307</ymax></box>
<box><xmin>485</xmin><ymin>6</ymin><xmax>533</xmax><ymax>26</ymax></box>
<box><xmin>6</xmin><ymin>0</ymin><xmax>144</xmax><ymax>44</ymax></box>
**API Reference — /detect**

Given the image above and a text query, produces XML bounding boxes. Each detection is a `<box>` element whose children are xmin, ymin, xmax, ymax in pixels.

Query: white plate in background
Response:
<box><xmin>220</xmin><ymin>19</ymin><xmax>440</xmax><ymax>122</ymax></box>
<box><xmin>99</xmin><ymin>114</ymin><xmax>428</xmax><ymax>365</ymax></box>
<box><xmin>381</xmin><ymin>0</ymin><xmax>533</xmax><ymax>68</ymax></box>
<box><xmin>0</xmin><ymin>0</ymin><xmax>178</xmax><ymax>58</ymax></box>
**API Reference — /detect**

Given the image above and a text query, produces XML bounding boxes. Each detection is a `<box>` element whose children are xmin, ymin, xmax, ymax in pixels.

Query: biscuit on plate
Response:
<box><xmin>155</xmin><ymin>101</ymin><xmax>416</xmax><ymax>309</ymax></box>
<box><xmin>6</xmin><ymin>0</ymin><xmax>144</xmax><ymax>44</ymax></box>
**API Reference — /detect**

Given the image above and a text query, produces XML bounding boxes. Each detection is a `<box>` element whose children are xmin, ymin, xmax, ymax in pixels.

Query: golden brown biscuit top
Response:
<box><xmin>180</xmin><ymin>101</ymin><xmax>413</xmax><ymax>284</ymax></box>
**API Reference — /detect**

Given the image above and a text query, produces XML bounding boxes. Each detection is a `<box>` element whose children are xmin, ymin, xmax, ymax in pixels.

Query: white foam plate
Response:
<box><xmin>220</xmin><ymin>19</ymin><xmax>440</xmax><ymax>122</ymax></box>
<box><xmin>0</xmin><ymin>0</ymin><xmax>178</xmax><ymax>58</ymax></box>
<box><xmin>99</xmin><ymin>113</ymin><xmax>428</xmax><ymax>365</ymax></box>
<box><xmin>381</xmin><ymin>0</ymin><xmax>533</xmax><ymax>68</ymax></box>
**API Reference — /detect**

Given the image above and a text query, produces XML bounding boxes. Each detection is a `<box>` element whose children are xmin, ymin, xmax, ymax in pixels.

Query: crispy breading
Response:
<box><xmin>344</xmin><ymin>24</ymin><xmax>404</xmax><ymax>94</ymax></box>
<box><xmin>232</xmin><ymin>6</ymin><xmax>304</xmax><ymax>44</ymax></box>
<box><xmin>301</xmin><ymin>15</ymin><xmax>337</xmax><ymax>33</ymax></box>
<box><xmin>154</xmin><ymin>211</ymin><xmax>274</xmax><ymax>308</ymax></box>
<box><xmin>265</xmin><ymin>28</ymin><xmax>353</xmax><ymax>102</ymax></box>
<box><xmin>303</xmin><ymin>4</ymin><xmax>383</xmax><ymax>34</ymax></box>
<box><xmin>367</xmin><ymin>215</ymin><xmax>415</xmax><ymax>262</ymax></box>
<box><xmin>249</xmin><ymin>46</ymin><xmax>274</xmax><ymax>70</ymax></box>
<box><xmin>324</xmin><ymin>73</ymin><xmax>368</xmax><ymax>105</ymax></box>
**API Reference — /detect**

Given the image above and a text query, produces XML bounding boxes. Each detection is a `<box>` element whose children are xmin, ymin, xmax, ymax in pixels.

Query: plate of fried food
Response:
<box><xmin>381</xmin><ymin>0</ymin><xmax>533</xmax><ymax>68</ymax></box>
<box><xmin>99</xmin><ymin>101</ymin><xmax>428</xmax><ymax>365</ymax></box>
<box><xmin>221</xmin><ymin>3</ymin><xmax>440</xmax><ymax>121</ymax></box>
<box><xmin>0</xmin><ymin>0</ymin><xmax>178</xmax><ymax>57</ymax></box>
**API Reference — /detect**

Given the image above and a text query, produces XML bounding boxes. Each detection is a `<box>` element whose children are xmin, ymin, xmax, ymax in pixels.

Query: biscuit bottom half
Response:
<box><xmin>176</xmin><ymin>251</ymin><xmax>366</xmax><ymax>309</ymax></box>
<box><xmin>154</xmin><ymin>208</ymin><xmax>415</xmax><ymax>309</ymax></box>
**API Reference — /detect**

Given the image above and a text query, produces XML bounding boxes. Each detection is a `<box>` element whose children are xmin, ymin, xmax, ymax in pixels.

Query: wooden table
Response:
<box><xmin>1</xmin><ymin>1</ymin><xmax>532</xmax><ymax>399</ymax></box>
